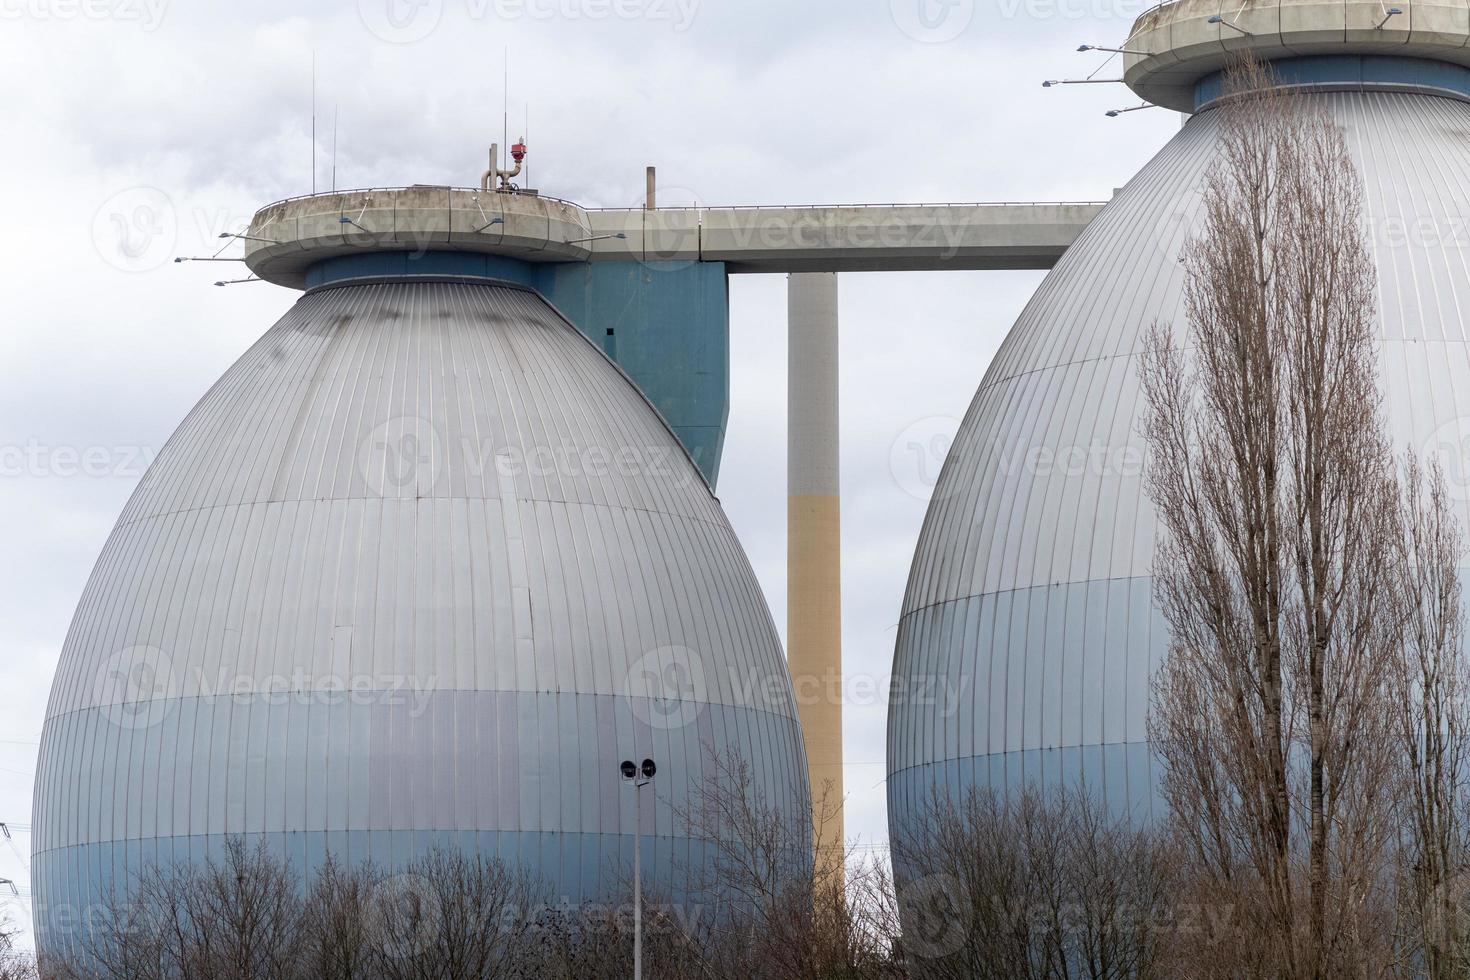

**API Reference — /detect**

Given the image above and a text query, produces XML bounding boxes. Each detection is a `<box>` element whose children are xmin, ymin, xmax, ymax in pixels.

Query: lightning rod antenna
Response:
<box><xmin>311</xmin><ymin>51</ymin><xmax>317</xmax><ymax>195</ymax></box>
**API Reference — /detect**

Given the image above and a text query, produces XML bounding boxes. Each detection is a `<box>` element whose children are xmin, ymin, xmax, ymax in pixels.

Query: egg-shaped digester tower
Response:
<box><xmin>888</xmin><ymin>0</ymin><xmax>1470</xmax><ymax>856</ymax></box>
<box><xmin>32</xmin><ymin>189</ymin><xmax>809</xmax><ymax>952</ymax></box>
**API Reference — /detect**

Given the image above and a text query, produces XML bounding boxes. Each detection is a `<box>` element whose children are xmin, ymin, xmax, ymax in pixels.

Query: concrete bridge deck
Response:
<box><xmin>583</xmin><ymin>202</ymin><xmax>1106</xmax><ymax>273</ymax></box>
<box><xmin>242</xmin><ymin>188</ymin><xmax>1107</xmax><ymax>288</ymax></box>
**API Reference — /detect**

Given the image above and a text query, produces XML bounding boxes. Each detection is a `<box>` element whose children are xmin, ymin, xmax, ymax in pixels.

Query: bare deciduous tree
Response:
<box><xmin>0</xmin><ymin>921</ymin><xmax>36</xmax><ymax>980</ymax></box>
<box><xmin>893</xmin><ymin>784</ymin><xmax>1176</xmax><ymax>980</ymax></box>
<box><xmin>368</xmin><ymin>848</ymin><xmax>538</xmax><ymax>980</ymax></box>
<box><xmin>518</xmin><ymin>900</ymin><xmax>706</xmax><ymax>979</ymax></box>
<box><xmin>1391</xmin><ymin>456</ymin><xmax>1470</xmax><ymax>980</ymax></box>
<box><xmin>77</xmin><ymin>886</ymin><xmax>167</xmax><ymax>980</ymax></box>
<box><xmin>73</xmin><ymin>837</ymin><xmax>303</xmax><ymax>980</ymax></box>
<box><xmin>182</xmin><ymin>838</ymin><xmax>303</xmax><ymax>980</ymax></box>
<box><xmin>680</xmin><ymin>751</ymin><xmax>895</xmax><ymax>980</ymax></box>
<box><xmin>1140</xmin><ymin>56</ymin><xmax>1406</xmax><ymax>978</ymax></box>
<box><xmin>56</xmin><ymin>841</ymin><xmax>543</xmax><ymax>980</ymax></box>
<box><xmin>296</xmin><ymin>856</ymin><xmax>379</xmax><ymax>980</ymax></box>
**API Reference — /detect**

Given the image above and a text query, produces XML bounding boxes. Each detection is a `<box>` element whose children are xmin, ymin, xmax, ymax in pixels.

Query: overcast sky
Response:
<box><xmin>0</xmin><ymin>0</ymin><xmax>1182</xmax><ymax>944</ymax></box>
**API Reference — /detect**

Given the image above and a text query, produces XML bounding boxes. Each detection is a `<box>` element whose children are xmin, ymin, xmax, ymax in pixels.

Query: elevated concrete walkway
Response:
<box><xmin>242</xmin><ymin>188</ymin><xmax>1105</xmax><ymax>288</ymax></box>
<box><xmin>584</xmin><ymin>203</ymin><xmax>1104</xmax><ymax>273</ymax></box>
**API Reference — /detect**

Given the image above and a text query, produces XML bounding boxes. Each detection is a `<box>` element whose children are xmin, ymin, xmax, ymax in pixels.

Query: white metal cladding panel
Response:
<box><xmin>113</xmin><ymin>282</ymin><xmax>726</xmax><ymax>524</ymax></box>
<box><xmin>890</xmin><ymin>92</ymin><xmax>1470</xmax><ymax>815</ymax></box>
<box><xmin>33</xmin><ymin>281</ymin><xmax>807</xmax><ymax>934</ymax></box>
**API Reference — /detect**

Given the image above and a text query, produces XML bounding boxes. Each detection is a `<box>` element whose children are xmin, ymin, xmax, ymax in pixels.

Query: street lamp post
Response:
<box><xmin>620</xmin><ymin>757</ymin><xmax>657</xmax><ymax>980</ymax></box>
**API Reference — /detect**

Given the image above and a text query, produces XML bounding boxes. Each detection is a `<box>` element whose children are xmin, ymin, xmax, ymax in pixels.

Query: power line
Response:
<box><xmin>0</xmin><ymin>829</ymin><xmax>28</xmax><ymax>873</ymax></box>
<box><xmin>311</xmin><ymin>50</ymin><xmax>317</xmax><ymax>195</ymax></box>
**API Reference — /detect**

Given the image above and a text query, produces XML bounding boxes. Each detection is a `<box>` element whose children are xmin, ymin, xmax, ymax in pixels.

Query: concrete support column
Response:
<box><xmin>787</xmin><ymin>272</ymin><xmax>843</xmax><ymax>863</ymax></box>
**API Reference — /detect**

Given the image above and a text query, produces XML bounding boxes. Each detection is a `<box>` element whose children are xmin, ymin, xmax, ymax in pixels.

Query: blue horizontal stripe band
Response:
<box><xmin>1196</xmin><ymin>56</ymin><xmax>1470</xmax><ymax>111</ymax></box>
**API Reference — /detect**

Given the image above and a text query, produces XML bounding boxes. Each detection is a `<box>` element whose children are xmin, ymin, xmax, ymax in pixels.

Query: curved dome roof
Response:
<box><xmin>888</xmin><ymin>90</ymin><xmax>1470</xmax><ymax>843</ymax></box>
<box><xmin>33</xmin><ymin>279</ymin><xmax>808</xmax><ymax>949</ymax></box>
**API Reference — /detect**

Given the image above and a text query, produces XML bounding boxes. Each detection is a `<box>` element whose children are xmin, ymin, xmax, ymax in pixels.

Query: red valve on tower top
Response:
<box><xmin>511</xmin><ymin>140</ymin><xmax>527</xmax><ymax>163</ymax></box>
